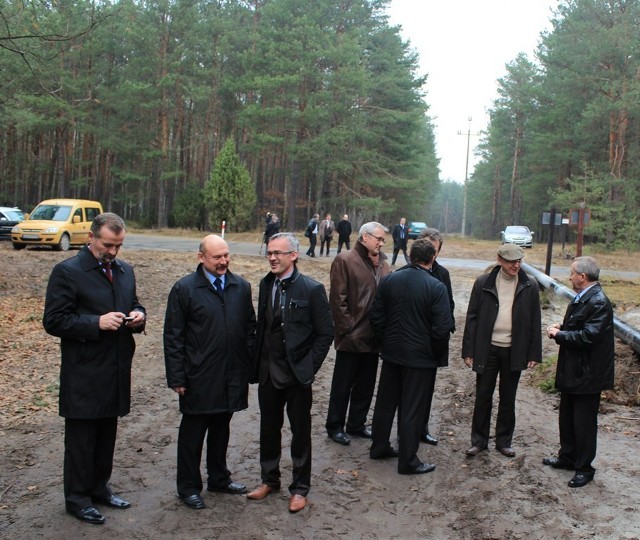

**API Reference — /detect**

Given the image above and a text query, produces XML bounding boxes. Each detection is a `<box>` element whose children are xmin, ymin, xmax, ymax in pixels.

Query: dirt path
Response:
<box><xmin>1</xmin><ymin>243</ymin><xmax>639</xmax><ymax>539</ymax></box>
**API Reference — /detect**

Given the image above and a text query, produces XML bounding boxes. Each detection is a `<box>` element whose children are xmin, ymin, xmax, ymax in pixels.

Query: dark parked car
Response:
<box><xmin>501</xmin><ymin>225</ymin><xmax>534</xmax><ymax>248</ymax></box>
<box><xmin>0</xmin><ymin>207</ymin><xmax>25</xmax><ymax>240</ymax></box>
<box><xmin>407</xmin><ymin>221</ymin><xmax>427</xmax><ymax>240</ymax></box>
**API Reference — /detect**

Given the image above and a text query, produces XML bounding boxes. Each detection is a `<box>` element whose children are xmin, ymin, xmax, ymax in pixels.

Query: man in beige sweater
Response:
<box><xmin>461</xmin><ymin>244</ymin><xmax>542</xmax><ymax>458</ymax></box>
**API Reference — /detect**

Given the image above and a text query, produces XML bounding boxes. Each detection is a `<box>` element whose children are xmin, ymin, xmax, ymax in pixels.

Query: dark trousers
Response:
<box><xmin>326</xmin><ymin>350</ymin><xmax>379</xmax><ymax>435</ymax></box>
<box><xmin>470</xmin><ymin>345</ymin><xmax>521</xmax><ymax>448</ymax></box>
<box><xmin>177</xmin><ymin>412</ymin><xmax>232</xmax><ymax>496</ymax></box>
<box><xmin>558</xmin><ymin>392</ymin><xmax>601</xmax><ymax>475</ymax></box>
<box><xmin>306</xmin><ymin>234</ymin><xmax>317</xmax><ymax>256</ymax></box>
<box><xmin>371</xmin><ymin>361</ymin><xmax>435</xmax><ymax>472</ymax></box>
<box><xmin>337</xmin><ymin>239</ymin><xmax>350</xmax><ymax>253</ymax></box>
<box><xmin>319</xmin><ymin>237</ymin><xmax>332</xmax><ymax>255</ymax></box>
<box><xmin>391</xmin><ymin>244</ymin><xmax>408</xmax><ymax>265</ymax></box>
<box><xmin>258</xmin><ymin>378</ymin><xmax>312</xmax><ymax>496</ymax></box>
<box><xmin>64</xmin><ymin>417</ymin><xmax>118</xmax><ymax>512</ymax></box>
<box><xmin>422</xmin><ymin>370</ymin><xmax>437</xmax><ymax>434</ymax></box>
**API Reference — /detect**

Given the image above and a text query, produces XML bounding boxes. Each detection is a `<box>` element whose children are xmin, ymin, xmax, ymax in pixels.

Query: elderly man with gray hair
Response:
<box><xmin>544</xmin><ymin>256</ymin><xmax>614</xmax><ymax>488</ymax></box>
<box><xmin>326</xmin><ymin>222</ymin><xmax>391</xmax><ymax>446</ymax></box>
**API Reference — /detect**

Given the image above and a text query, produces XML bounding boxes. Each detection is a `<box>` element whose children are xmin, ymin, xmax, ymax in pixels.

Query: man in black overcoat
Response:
<box><xmin>164</xmin><ymin>234</ymin><xmax>256</xmax><ymax>509</ymax></box>
<box><xmin>43</xmin><ymin>212</ymin><xmax>146</xmax><ymax>525</ymax></box>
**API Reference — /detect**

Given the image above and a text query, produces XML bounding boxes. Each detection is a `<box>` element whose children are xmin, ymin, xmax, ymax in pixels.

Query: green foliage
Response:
<box><xmin>535</xmin><ymin>355</ymin><xmax>558</xmax><ymax>395</ymax></box>
<box><xmin>204</xmin><ymin>139</ymin><xmax>257</xmax><ymax>232</ymax></box>
<box><xmin>170</xmin><ymin>181</ymin><xmax>206</xmax><ymax>230</ymax></box>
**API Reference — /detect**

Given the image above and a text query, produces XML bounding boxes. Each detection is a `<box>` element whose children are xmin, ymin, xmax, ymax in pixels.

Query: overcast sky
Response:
<box><xmin>386</xmin><ymin>0</ymin><xmax>558</xmax><ymax>182</ymax></box>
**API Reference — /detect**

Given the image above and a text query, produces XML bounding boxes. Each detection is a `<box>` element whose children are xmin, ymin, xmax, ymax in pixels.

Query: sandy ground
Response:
<box><xmin>1</xmin><ymin>240</ymin><xmax>639</xmax><ymax>540</ymax></box>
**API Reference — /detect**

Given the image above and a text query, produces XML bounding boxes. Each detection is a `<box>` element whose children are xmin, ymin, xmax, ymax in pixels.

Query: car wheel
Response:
<box><xmin>12</xmin><ymin>242</ymin><xmax>26</xmax><ymax>250</ymax></box>
<box><xmin>56</xmin><ymin>233</ymin><xmax>70</xmax><ymax>251</ymax></box>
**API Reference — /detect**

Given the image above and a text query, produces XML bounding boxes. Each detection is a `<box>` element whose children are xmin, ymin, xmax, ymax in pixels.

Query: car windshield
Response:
<box><xmin>30</xmin><ymin>205</ymin><xmax>72</xmax><ymax>221</ymax></box>
<box><xmin>506</xmin><ymin>226</ymin><xmax>529</xmax><ymax>234</ymax></box>
<box><xmin>1</xmin><ymin>209</ymin><xmax>24</xmax><ymax>220</ymax></box>
<box><xmin>410</xmin><ymin>222</ymin><xmax>427</xmax><ymax>228</ymax></box>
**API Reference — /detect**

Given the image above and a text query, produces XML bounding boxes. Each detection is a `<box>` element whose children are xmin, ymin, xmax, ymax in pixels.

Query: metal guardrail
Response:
<box><xmin>523</xmin><ymin>262</ymin><xmax>640</xmax><ymax>355</ymax></box>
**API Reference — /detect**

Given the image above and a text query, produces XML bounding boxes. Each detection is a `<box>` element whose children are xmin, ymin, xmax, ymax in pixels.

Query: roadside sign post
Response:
<box><xmin>542</xmin><ymin>209</ymin><xmax>563</xmax><ymax>276</ymax></box>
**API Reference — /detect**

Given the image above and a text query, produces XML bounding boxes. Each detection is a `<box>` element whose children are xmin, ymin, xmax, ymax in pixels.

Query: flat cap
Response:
<box><xmin>497</xmin><ymin>243</ymin><xmax>524</xmax><ymax>261</ymax></box>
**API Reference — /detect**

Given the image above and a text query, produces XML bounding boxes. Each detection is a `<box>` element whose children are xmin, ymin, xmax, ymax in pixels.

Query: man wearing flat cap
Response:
<box><xmin>461</xmin><ymin>243</ymin><xmax>542</xmax><ymax>458</ymax></box>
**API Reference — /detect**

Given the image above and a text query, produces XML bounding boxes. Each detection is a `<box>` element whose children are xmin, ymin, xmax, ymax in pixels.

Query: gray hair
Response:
<box><xmin>268</xmin><ymin>232</ymin><xmax>299</xmax><ymax>252</ymax></box>
<box><xmin>420</xmin><ymin>227</ymin><xmax>443</xmax><ymax>249</ymax></box>
<box><xmin>358</xmin><ymin>221</ymin><xmax>388</xmax><ymax>239</ymax></box>
<box><xmin>573</xmin><ymin>256</ymin><xmax>600</xmax><ymax>281</ymax></box>
<box><xmin>91</xmin><ymin>212</ymin><xmax>125</xmax><ymax>237</ymax></box>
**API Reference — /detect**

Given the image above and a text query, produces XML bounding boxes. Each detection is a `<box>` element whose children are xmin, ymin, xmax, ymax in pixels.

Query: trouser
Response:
<box><xmin>258</xmin><ymin>379</ymin><xmax>313</xmax><ymax>496</ymax></box>
<box><xmin>422</xmin><ymin>369</ymin><xmax>438</xmax><ymax>433</ymax></box>
<box><xmin>326</xmin><ymin>350</ymin><xmax>379</xmax><ymax>435</ymax></box>
<box><xmin>391</xmin><ymin>245</ymin><xmax>409</xmax><ymax>265</ymax></box>
<box><xmin>177</xmin><ymin>412</ymin><xmax>232</xmax><ymax>496</ymax></box>
<box><xmin>470</xmin><ymin>345</ymin><xmax>521</xmax><ymax>448</ymax></box>
<box><xmin>320</xmin><ymin>237</ymin><xmax>332</xmax><ymax>255</ymax></box>
<box><xmin>306</xmin><ymin>234</ymin><xmax>317</xmax><ymax>256</ymax></box>
<box><xmin>337</xmin><ymin>239</ymin><xmax>350</xmax><ymax>253</ymax></box>
<box><xmin>64</xmin><ymin>417</ymin><xmax>118</xmax><ymax>512</ymax></box>
<box><xmin>371</xmin><ymin>361</ymin><xmax>435</xmax><ymax>473</ymax></box>
<box><xmin>558</xmin><ymin>392</ymin><xmax>601</xmax><ymax>475</ymax></box>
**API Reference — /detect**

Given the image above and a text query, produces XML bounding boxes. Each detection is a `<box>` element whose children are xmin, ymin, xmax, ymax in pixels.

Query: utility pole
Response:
<box><xmin>458</xmin><ymin>117</ymin><xmax>479</xmax><ymax>236</ymax></box>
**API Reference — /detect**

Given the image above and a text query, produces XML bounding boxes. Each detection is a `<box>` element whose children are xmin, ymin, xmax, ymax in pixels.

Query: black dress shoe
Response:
<box><xmin>370</xmin><ymin>446</ymin><xmax>399</xmax><ymax>459</ymax></box>
<box><xmin>207</xmin><ymin>481</ymin><xmax>247</xmax><ymax>495</ymax></box>
<box><xmin>465</xmin><ymin>445</ymin><xmax>487</xmax><ymax>457</ymax></box>
<box><xmin>67</xmin><ymin>506</ymin><xmax>105</xmax><ymax>525</ymax></box>
<box><xmin>497</xmin><ymin>446</ymin><xmax>516</xmax><ymax>458</ymax></box>
<box><xmin>543</xmin><ymin>457</ymin><xmax>574</xmax><ymax>470</ymax></box>
<box><xmin>179</xmin><ymin>494</ymin><xmax>206</xmax><ymax>509</ymax></box>
<box><xmin>93</xmin><ymin>493</ymin><xmax>131</xmax><ymax>508</ymax></box>
<box><xmin>568</xmin><ymin>474</ymin><xmax>593</xmax><ymax>488</ymax></box>
<box><xmin>399</xmin><ymin>463</ymin><xmax>436</xmax><ymax>475</ymax></box>
<box><xmin>420</xmin><ymin>432</ymin><xmax>438</xmax><ymax>445</ymax></box>
<box><xmin>347</xmin><ymin>426</ymin><xmax>372</xmax><ymax>439</ymax></box>
<box><xmin>329</xmin><ymin>432</ymin><xmax>351</xmax><ymax>445</ymax></box>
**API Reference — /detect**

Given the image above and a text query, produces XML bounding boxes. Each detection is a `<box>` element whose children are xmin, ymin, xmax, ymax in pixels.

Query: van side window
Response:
<box><xmin>86</xmin><ymin>207</ymin><xmax>101</xmax><ymax>222</ymax></box>
<box><xmin>73</xmin><ymin>207</ymin><xmax>83</xmax><ymax>222</ymax></box>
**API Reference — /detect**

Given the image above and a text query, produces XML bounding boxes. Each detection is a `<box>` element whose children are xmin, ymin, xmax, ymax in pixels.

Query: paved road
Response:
<box><xmin>124</xmin><ymin>233</ymin><xmax>640</xmax><ymax>281</ymax></box>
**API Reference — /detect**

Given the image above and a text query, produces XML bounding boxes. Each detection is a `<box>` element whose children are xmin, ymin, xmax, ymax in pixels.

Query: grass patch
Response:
<box><xmin>531</xmin><ymin>355</ymin><xmax>558</xmax><ymax>394</ymax></box>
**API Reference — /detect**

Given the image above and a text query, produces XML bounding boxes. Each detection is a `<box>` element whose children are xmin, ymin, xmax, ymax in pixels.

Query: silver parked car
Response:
<box><xmin>501</xmin><ymin>225</ymin><xmax>534</xmax><ymax>248</ymax></box>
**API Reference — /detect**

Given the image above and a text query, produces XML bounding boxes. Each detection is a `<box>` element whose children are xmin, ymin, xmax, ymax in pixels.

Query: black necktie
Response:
<box><xmin>103</xmin><ymin>262</ymin><xmax>112</xmax><ymax>283</ymax></box>
<box><xmin>214</xmin><ymin>277</ymin><xmax>224</xmax><ymax>298</ymax></box>
<box><xmin>273</xmin><ymin>279</ymin><xmax>281</xmax><ymax>315</ymax></box>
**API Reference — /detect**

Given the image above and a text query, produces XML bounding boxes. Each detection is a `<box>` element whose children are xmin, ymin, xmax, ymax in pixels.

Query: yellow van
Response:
<box><xmin>11</xmin><ymin>199</ymin><xmax>104</xmax><ymax>251</ymax></box>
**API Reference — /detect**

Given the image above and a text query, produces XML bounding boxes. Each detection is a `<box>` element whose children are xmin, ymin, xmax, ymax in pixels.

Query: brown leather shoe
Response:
<box><xmin>246</xmin><ymin>484</ymin><xmax>275</xmax><ymax>500</ymax></box>
<box><xmin>466</xmin><ymin>445</ymin><xmax>487</xmax><ymax>457</ymax></box>
<box><xmin>288</xmin><ymin>494</ymin><xmax>306</xmax><ymax>513</ymax></box>
<box><xmin>497</xmin><ymin>446</ymin><xmax>516</xmax><ymax>458</ymax></box>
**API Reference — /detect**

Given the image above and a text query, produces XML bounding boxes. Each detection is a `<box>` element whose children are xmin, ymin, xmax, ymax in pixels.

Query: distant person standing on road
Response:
<box><xmin>43</xmin><ymin>212</ymin><xmax>146</xmax><ymax>525</ymax></box>
<box><xmin>305</xmin><ymin>214</ymin><xmax>319</xmax><ymax>257</ymax></box>
<box><xmin>264</xmin><ymin>214</ymin><xmax>280</xmax><ymax>243</ymax></box>
<box><xmin>462</xmin><ymin>243</ymin><xmax>541</xmax><ymax>459</ymax></box>
<box><xmin>336</xmin><ymin>214</ymin><xmax>352</xmax><ymax>253</ymax></box>
<box><xmin>391</xmin><ymin>217</ymin><xmax>409</xmax><ymax>266</ymax></box>
<box><xmin>544</xmin><ymin>256</ymin><xmax>615</xmax><ymax>488</ymax></box>
<box><xmin>318</xmin><ymin>213</ymin><xmax>335</xmax><ymax>256</ymax></box>
<box><xmin>417</xmin><ymin>227</ymin><xmax>456</xmax><ymax>446</ymax></box>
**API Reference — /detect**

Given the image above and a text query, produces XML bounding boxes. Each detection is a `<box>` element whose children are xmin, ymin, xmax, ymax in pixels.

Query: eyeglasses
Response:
<box><xmin>503</xmin><ymin>258</ymin><xmax>523</xmax><ymax>265</ymax></box>
<box><xmin>265</xmin><ymin>250</ymin><xmax>294</xmax><ymax>258</ymax></box>
<box><xmin>366</xmin><ymin>232</ymin><xmax>386</xmax><ymax>244</ymax></box>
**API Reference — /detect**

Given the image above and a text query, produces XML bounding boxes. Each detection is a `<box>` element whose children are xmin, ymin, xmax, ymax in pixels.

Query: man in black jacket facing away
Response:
<box><xmin>43</xmin><ymin>213</ymin><xmax>146</xmax><ymax>525</ymax></box>
<box><xmin>164</xmin><ymin>234</ymin><xmax>256</xmax><ymax>510</ymax></box>
<box><xmin>246</xmin><ymin>232</ymin><xmax>334</xmax><ymax>513</ymax></box>
<box><xmin>369</xmin><ymin>239</ymin><xmax>452</xmax><ymax>474</ymax></box>
<box><xmin>544</xmin><ymin>256</ymin><xmax>614</xmax><ymax>488</ymax></box>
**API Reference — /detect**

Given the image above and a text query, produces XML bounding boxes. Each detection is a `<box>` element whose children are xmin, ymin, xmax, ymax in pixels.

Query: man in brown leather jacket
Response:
<box><xmin>325</xmin><ymin>222</ymin><xmax>391</xmax><ymax>445</ymax></box>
